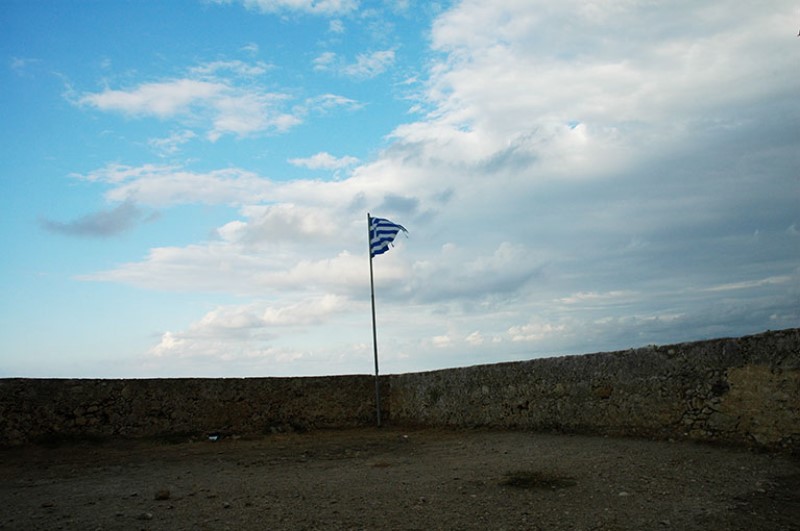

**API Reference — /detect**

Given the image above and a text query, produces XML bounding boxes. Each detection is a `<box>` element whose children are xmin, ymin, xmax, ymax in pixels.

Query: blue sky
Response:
<box><xmin>1</xmin><ymin>0</ymin><xmax>798</xmax><ymax>378</ymax></box>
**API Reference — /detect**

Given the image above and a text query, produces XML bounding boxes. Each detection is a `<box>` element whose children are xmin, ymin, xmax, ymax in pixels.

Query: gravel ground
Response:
<box><xmin>1</xmin><ymin>427</ymin><xmax>798</xmax><ymax>530</ymax></box>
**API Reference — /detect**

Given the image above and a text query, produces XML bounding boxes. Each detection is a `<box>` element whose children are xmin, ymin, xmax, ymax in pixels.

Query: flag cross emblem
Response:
<box><xmin>369</xmin><ymin>216</ymin><xmax>408</xmax><ymax>257</ymax></box>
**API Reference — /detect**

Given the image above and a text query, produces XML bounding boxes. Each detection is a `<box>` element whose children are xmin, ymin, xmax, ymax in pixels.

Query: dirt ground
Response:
<box><xmin>1</xmin><ymin>427</ymin><xmax>798</xmax><ymax>531</ymax></box>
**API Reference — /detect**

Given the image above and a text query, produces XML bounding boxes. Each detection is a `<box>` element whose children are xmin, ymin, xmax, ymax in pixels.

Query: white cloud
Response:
<box><xmin>158</xmin><ymin>294</ymin><xmax>349</xmax><ymax>343</ymax></box>
<box><xmin>208</xmin><ymin>90</ymin><xmax>299</xmax><ymax>140</ymax></box>
<box><xmin>73</xmin><ymin>163</ymin><xmax>172</xmax><ymax>184</ymax></box>
<box><xmin>73</xmin><ymin>164</ymin><xmax>274</xmax><ymax>206</ymax></box>
<box><xmin>10</xmin><ymin>56</ymin><xmax>40</xmax><ymax>76</ymax></box>
<box><xmin>77</xmin><ymin>63</ymin><xmax>301</xmax><ymax>140</ymax></box>
<box><xmin>431</xmin><ymin>335</ymin><xmax>452</xmax><ymax>348</ymax></box>
<box><xmin>420</xmin><ymin>0</ymin><xmax>799</xmax><ymax>176</ymax></box>
<box><xmin>219</xmin><ymin>0</ymin><xmax>358</xmax><ymax>16</ymax></box>
<box><xmin>508</xmin><ymin>321</ymin><xmax>567</xmax><ymax>343</ymax></box>
<box><xmin>329</xmin><ymin>19</ymin><xmax>345</xmax><ymax>33</ymax></box>
<box><xmin>147</xmin><ymin>294</ymin><xmax>360</xmax><ymax>371</ymax></box>
<box><xmin>465</xmin><ymin>331</ymin><xmax>484</xmax><ymax>346</ymax></box>
<box><xmin>149</xmin><ymin>330</ymin><xmax>307</xmax><ymax>365</ymax></box>
<box><xmin>313</xmin><ymin>51</ymin><xmax>337</xmax><ymax>72</ymax></box>
<box><xmin>75</xmin><ymin>59</ymin><xmax>364</xmax><ymax>143</ymax></box>
<box><xmin>313</xmin><ymin>49</ymin><xmax>396</xmax><ymax>78</ymax></box>
<box><xmin>148</xmin><ymin>130</ymin><xmax>196</xmax><ymax>157</ymax></box>
<box><xmin>557</xmin><ymin>291</ymin><xmax>637</xmax><ymax>306</ymax></box>
<box><xmin>71</xmin><ymin>158</ymin><xmax>415</xmax><ymax>219</ymax></box>
<box><xmin>288</xmin><ymin>152</ymin><xmax>359</xmax><ymax>170</ymax></box>
<box><xmin>81</xmin><ymin>240</ymin><xmax>377</xmax><ymax>297</ymax></box>
<box><xmin>217</xmin><ymin>203</ymin><xmax>342</xmax><ymax>244</ymax></box>
<box><xmin>260</xmin><ymin>294</ymin><xmax>350</xmax><ymax>325</ymax></box>
<box><xmin>80</xmin><ymin>242</ymin><xmax>269</xmax><ymax>294</ymax></box>
<box><xmin>305</xmin><ymin>93</ymin><xmax>363</xmax><ymax>113</ymax></box>
<box><xmin>79</xmin><ymin>79</ymin><xmax>225</xmax><ymax>118</ymax></box>
<box><xmin>241</xmin><ymin>42</ymin><xmax>260</xmax><ymax>55</ymax></box>
<box><xmin>343</xmin><ymin>49</ymin><xmax>395</xmax><ymax>78</ymax></box>
<box><xmin>188</xmin><ymin>59</ymin><xmax>270</xmax><ymax>78</ymax></box>
<box><xmin>703</xmin><ymin>276</ymin><xmax>792</xmax><ymax>293</ymax></box>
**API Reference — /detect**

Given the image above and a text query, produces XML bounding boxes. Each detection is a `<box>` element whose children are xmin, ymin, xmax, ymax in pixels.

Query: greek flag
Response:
<box><xmin>369</xmin><ymin>216</ymin><xmax>408</xmax><ymax>257</ymax></box>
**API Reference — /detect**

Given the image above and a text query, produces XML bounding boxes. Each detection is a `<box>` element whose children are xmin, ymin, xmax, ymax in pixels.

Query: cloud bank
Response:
<box><xmin>65</xmin><ymin>0</ymin><xmax>800</xmax><ymax>375</ymax></box>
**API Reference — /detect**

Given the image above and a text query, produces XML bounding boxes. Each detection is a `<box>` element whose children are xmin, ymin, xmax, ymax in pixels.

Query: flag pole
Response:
<box><xmin>367</xmin><ymin>212</ymin><xmax>382</xmax><ymax>427</ymax></box>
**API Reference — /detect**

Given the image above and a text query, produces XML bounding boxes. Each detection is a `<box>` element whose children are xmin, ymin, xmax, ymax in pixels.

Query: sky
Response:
<box><xmin>1</xmin><ymin>0</ymin><xmax>798</xmax><ymax>379</ymax></box>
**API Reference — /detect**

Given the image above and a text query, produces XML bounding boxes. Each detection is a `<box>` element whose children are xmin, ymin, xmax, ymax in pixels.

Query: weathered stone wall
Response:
<box><xmin>1</xmin><ymin>329</ymin><xmax>798</xmax><ymax>450</ymax></box>
<box><xmin>0</xmin><ymin>376</ymin><xmax>386</xmax><ymax>446</ymax></box>
<box><xmin>388</xmin><ymin>328</ymin><xmax>800</xmax><ymax>451</ymax></box>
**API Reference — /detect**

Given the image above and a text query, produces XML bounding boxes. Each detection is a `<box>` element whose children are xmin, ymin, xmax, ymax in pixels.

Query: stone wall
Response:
<box><xmin>1</xmin><ymin>329</ymin><xmax>798</xmax><ymax>450</ymax></box>
<box><xmin>0</xmin><ymin>376</ymin><xmax>386</xmax><ymax>446</ymax></box>
<box><xmin>389</xmin><ymin>328</ymin><xmax>800</xmax><ymax>451</ymax></box>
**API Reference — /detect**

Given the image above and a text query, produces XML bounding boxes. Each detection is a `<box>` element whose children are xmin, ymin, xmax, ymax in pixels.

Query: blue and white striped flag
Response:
<box><xmin>369</xmin><ymin>216</ymin><xmax>408</xmax><ymax>257</ymax></box>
